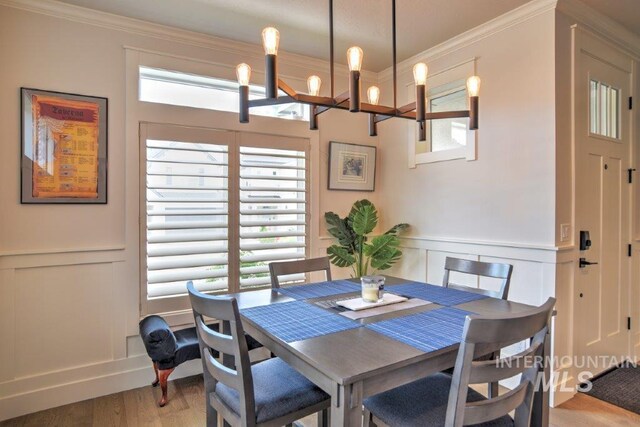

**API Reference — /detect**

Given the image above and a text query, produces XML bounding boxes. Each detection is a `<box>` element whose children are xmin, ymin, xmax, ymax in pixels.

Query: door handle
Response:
<box><xmin>579</xmin><ymin>257</ymin><xmax>598</xmax><ymax>268</ymax></box>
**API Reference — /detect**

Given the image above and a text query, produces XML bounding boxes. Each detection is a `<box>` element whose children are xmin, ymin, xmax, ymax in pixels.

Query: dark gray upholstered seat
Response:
<box><xmin>214</xmin><ymin>357</ymin><xmax>329</xmax><ymax>424</ymax></box>
<box><xmin>363</xmin><ymin>373</ymin><xmax>513</xmax><ymax>427</ymax></box>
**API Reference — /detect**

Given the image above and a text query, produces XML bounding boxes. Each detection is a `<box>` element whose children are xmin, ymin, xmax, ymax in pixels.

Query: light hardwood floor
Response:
<box><xmin>2</xmin><ymin>375</ymin><xmax>639</xmax><ymax>426</ymax></box>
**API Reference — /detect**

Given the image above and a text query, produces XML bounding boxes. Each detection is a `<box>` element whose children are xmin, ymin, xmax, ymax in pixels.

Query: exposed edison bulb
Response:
<box><xmin>367</xmin><ymin>86</ymin><xmax>380</xmax><ymax>105</ymax></box>
<box><xmin>466</xmin><ymin>76</ymin><xmax>481</xmax><ymax>97</ymax></box>
<box><xmin>307</xmin><ymin>75</ymin><xmax>322</xmax><ymax>96</ymax></box>
<box><xmin>347</xmin><ymin>46</ymin><xmax>364</xmax><ymax>71</ymax></box>
<box><xmin>262</xmin><ymin>27</ymin><xmax>280</xmax><ymax>55</ymax></box>
<box><xmin>413</xmin><ymin>63</ymin><xmax>428</xmax><ymax>86</ymax></box>
<box><xmin>236</xmin><ymin>63</ymin><xmax>251</xmax><ymax>86</ymax></box>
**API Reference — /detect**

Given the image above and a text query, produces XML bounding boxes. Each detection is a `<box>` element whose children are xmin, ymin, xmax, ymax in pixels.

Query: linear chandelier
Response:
<box><xmin>235</xmin><ymin>0</ymin><xmax>480</xmax><ymax>141</ymax></box>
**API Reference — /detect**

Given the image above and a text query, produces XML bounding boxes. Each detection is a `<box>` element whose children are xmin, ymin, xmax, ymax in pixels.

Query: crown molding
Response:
<box><xmin>557</xmin><ymin>0</ymin><xmax>640</xmax><ymax>59</ymax></box>
<box><xmin>378</xmin><ymin>0</ymin><xmax>558</xmax><ymax>82</ymax></box>
<box><xmin>0</xmin><ymin>0</ymin><xmax>377</xmax><ymax>81</ymax></box>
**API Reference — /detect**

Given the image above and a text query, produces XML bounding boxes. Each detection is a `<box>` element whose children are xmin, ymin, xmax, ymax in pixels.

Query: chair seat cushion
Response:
<box><xmin>363</xmin><ymin>373</ymin><xmax>514</xmax><ymax>427</ymax></box>
<box><xmin>213</xmin><ymin>357</ymin><xmax>329</xmax><ymax>423</ymax></box>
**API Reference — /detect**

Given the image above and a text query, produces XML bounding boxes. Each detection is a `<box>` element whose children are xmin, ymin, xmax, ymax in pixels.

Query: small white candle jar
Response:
<box><xmin>361</xmin><ymin>275</ymin><xmax>385</xmax><ymax>303</ymax></box>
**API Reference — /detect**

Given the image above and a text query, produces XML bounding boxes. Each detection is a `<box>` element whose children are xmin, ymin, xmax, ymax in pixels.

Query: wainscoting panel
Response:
<box><xmin>13</xmin><ymin>262</ymin><xmax>116</xmax><ymax>378</ymax></box>
<box><xmin>481</xmin><ymin>255</ymin><xmax>545</xmax><ymax>305</ymax></box>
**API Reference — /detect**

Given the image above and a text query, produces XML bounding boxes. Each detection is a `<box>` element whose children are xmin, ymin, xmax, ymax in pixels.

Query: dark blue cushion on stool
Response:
<box><xmin>139</xmin><ymin>315</ymin><xmax>178</xmax><ymax>363</ymax></box>
<box><xmin>214</xmin><ymin>357</ymin><xmax>329</xmax><ymax>424</ymax></box>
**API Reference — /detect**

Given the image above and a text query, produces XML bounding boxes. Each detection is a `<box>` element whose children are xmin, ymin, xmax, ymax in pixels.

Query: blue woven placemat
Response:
<box><xmin>388</xmin><ymin>282</ymin><xmax>488</xmax><ymax>306</ymax></box>
<box><xmin>366</xmin><ymin>307</ymin><xmax>473</xmax><ymax>352</ymax></box>
<box><xmin>241</xmin><ymin>300</ymin><xmax>360</xmax><ymax>342</ymax></box>
<box><xmin>276</xmin><ymin>280</ymin><xmax>360</xmax><ymax>300</ymax></box>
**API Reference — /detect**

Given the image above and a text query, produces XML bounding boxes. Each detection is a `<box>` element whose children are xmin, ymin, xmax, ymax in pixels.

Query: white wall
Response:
<box><xmin>376</xmin><ymin>11</ymin><xmax>556</xmax><ymax>247</ymax></box>
<box><xmin>0</xmin><ymin>1</ymin><xmax>379</xmax><ymax>420</ymax></box>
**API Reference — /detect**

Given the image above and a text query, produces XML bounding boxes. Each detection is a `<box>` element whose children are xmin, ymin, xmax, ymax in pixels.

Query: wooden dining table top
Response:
<box><xmin>230</xmin><ymin>275</ymin><xmax>533</xmax><ymax>385</ymax></box>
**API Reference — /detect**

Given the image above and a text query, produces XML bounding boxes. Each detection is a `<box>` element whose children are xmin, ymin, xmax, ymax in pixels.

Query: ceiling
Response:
<box><xmin>56</xmin><ymin>0</ymin><xmax>640</xmax><ymax>72</ymax></box>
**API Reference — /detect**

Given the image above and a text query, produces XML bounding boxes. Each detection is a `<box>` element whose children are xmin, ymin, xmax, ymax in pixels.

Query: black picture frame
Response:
<box><xmin>20</xmin><ymin>87</ymin><xmax>108</xmax><ymax>204</ymax></box>
<box><xmin>328</xmin><ymin>141</ymin><xmax>376</xmax><ymax>191</ymax></box>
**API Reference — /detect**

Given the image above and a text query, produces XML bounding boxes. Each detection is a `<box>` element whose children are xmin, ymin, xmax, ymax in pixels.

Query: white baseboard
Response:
<box><xmin>0</xmin><ymin>357</ymin><xmax>203</xmax><ymax>422</ymax></box>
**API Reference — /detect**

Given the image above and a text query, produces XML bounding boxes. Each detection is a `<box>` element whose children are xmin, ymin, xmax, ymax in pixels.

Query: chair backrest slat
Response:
<box><xmin>463</xmin><ymin>382</ymin><xmax>530</xmax><ymax>425</ymax></box>
<box><xmin>195</xmin><ymin>317</ymin><xmax>237</xmax><ymax>360</ymax></box>
<box><xmin>187</xmin><ymin>282</ymin><xmax>256</xmax><ymax>425</ymax></box>
<box><xmin>443</xmin><ymin>257</ymin><xmax>513</xmax><ymax>300</ymax></box>
<box><xmin>445</xmin><ymin>297</ymin><xmax>555</xmax><ymax>427</ymax></box>
<box><xmin>465</xmin><ymin>306</ymin><xmax>550</xmax><ymax>345</ymax></box>
<box><xmin>468</xmin><ymin>336</ymin><xmax>544</xmax><ymax>384</ymax></box>
<box><xmin>202</xmin><ymin>346</ymin><xmax>243</xmax><ymax>391</ymax></box>
<box><xmin>269</xmin><ymin>257</ymin><xmax>332</xmax><ymax>288</ymax></box>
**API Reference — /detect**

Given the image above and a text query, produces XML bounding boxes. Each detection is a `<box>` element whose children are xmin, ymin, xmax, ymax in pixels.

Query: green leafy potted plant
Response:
<box><xmin>324</xmin><ymin>199</ymin><xmax>409</xmax><ymax>277</ymax></box>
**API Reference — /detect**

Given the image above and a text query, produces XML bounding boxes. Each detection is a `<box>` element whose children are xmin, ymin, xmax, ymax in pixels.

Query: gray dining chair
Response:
<box><xmin>443</xmin><ymin>257</ymin><xmax>514</xmax><ymax>398</ymax></box>
<box><xmin>443</xmin><ymin>257</ymin><xmax>513</xmax><ymax>300</ymax></box>
<box><xmin>363</xmin><ymin>297</ymin><xmax>555</xmax><ymax>427</ymax></box>
<box><xmin>269</xmin><ymin>257</ymin><xmax>332</xmax><ymax>289</ymax></box>
<box><xmin>187</xmin><ymin>282</ymin><xmax>330</xmax><ymax>427</ymax></box>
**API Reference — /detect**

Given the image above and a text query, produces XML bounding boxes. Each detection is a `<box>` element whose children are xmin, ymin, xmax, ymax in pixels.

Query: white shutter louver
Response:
<box><xmin>239</xmin><ymin>146</ymin><xmax>308</xmax><ymax>288</ymax></box>
<box><xmin>146</xmin><ymin>139</ymin><xmax>229</xmax><ymax>298</ymax></box>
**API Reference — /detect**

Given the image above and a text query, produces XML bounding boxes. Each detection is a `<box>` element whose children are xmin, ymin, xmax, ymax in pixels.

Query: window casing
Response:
<box><xmin>141</xmin><ymin>124</ymin><xmax>309</xmax><ymax>314</ymax></box>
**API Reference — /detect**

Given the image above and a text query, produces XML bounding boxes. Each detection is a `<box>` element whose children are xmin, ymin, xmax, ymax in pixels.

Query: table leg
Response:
<box><xmin>531</xmin><ymin>330</ymin><xmax>550</xmax><ymax>427</ymax></box>
<box><xmin>331</xmin><ymin>382</ymin><xmax>363</xmax><ymax>426</ymax></box>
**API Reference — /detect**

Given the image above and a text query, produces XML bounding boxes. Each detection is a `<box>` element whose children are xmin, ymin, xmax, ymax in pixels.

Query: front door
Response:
<box><xmin>574</xmin><ymin>30</ymin><xmax>633</xmax><ymax>375</ymax></box>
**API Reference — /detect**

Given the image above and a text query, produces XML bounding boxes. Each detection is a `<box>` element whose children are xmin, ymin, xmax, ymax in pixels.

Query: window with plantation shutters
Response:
<box><xmin>239</xmin><ymin>146</ymin><xmax>307</xmax><ymax>288</ymax></box>
<box><xmin>141</xmin><ymin>124</ymin><xmax>309</xmax><ymax>313</ymax></box>
<box><xmin>144</xmin><ymin>135</ymin><xmax>230</xmax><ymax>301</ymax></box>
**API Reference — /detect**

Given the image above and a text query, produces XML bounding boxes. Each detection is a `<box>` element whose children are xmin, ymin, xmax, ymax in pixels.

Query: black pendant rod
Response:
<box><xmin>329</xmin><ymin>0</ymin><xmax>335</xmax><ymax>99</ymax></box>
<box><xmin>392</xmin><ymin>0</ymin><xmax>397</xmax><ymax>110</ymax></box>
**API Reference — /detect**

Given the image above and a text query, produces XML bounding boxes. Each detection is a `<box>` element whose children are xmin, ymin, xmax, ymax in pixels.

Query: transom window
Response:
<box><xmin>139</xmin><ymin>66</ymin><xmax>309</xmax><ymax>121</ymax></box>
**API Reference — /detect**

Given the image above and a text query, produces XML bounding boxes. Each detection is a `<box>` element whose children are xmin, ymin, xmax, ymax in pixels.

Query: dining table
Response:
<box><xmin>230</xmin><ymin>275</ymin><xmax>550</xmax><ymax>427</ymax></box>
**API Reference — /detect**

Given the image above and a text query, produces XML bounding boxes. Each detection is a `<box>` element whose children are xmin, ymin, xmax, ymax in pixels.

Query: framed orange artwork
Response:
<box><xmin>21</xmin><ymin>88</ymin><xmax>108</xmax><ymax>204</ymax></box>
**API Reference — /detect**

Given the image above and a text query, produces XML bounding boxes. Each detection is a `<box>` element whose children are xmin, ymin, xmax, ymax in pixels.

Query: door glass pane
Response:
<box><xmin>590</xmin><ymin>79</ymin><xmax>620</xmax><ymax>139</ymax></box>
<box><xmin>590</xmin><ymin>80</ymin><xmax>598</xmax><ymax>134</ymax></box>
<box><xmin>610</xmin><ymin>87</ymin><xmax>619</xmax><ymax>138</ymax></box>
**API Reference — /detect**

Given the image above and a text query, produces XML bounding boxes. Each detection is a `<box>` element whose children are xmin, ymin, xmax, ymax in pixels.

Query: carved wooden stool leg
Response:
<box><xmin>158</xmin><ymin>367</ymin><xmax>175</xmax><ymax>407</ymax></box>
<box><xmin>152</xmin><ymin>362</ymin><xmax>160</xmax><ymax>387</ymax></box>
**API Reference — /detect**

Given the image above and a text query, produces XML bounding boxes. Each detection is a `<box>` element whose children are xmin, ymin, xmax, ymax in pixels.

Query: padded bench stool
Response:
<box><xmin>139</xmin><ymin>315</ymin><xmax>262</xmax><ymax>406</ymax></box>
